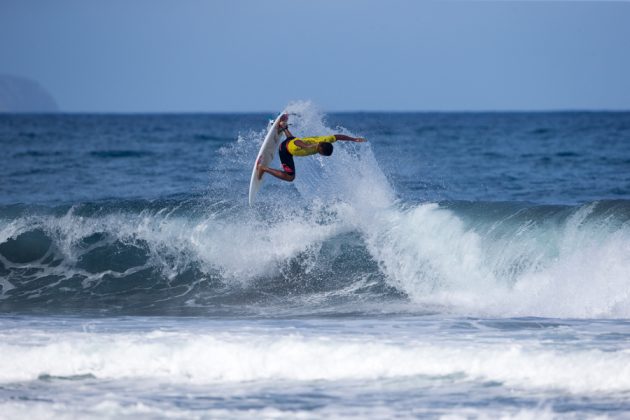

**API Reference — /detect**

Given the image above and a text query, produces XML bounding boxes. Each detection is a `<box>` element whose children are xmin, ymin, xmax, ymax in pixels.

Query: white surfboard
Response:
<box><xmin>248</xmin><ymin>112</ymin><xmax>285</xmax><ymax>205</ymax></box>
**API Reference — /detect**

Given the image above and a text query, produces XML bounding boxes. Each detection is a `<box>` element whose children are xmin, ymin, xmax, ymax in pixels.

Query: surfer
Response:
<box><xmin>257</xmin><ymin>114</ymin><xmax>366</xmax><ymax>182</ymax></box>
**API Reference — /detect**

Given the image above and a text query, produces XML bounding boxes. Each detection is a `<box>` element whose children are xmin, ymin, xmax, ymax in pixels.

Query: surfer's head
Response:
<box><xmin>318</xmin><ymin>143</ymin><xmax>333</xmax><ymax>156</ymax></box>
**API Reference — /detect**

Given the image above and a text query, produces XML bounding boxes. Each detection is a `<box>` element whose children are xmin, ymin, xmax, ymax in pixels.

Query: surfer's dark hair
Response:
<box><xmin>320</xmin><ymin>143</ymin><xmax>333</xmax><ymax>156</ymax></box>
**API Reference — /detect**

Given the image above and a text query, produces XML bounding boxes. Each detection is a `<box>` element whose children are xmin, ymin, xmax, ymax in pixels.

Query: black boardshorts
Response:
<box><xmin>279</xmin><ymin>138</ymin><xmax>295</xmax><ymax>175</ymax></box>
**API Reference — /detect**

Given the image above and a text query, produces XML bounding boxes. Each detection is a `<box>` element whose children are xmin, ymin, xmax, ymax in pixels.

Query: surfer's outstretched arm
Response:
<box><xmin>334</xmin><ymin>134</ymin><xmax>366</xmax><ymax>142</ymax></box>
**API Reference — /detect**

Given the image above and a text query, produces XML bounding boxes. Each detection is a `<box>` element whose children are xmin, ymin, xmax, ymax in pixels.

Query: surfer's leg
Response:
<box><xmin>258</xmin><ymin>165</ymin><xmax>295</xmax><ymax>182</ymax></box>
<box><xmin>269</xmin><ymin>141</ymin><xmax>295</xmax><ymax>182</ymax></box>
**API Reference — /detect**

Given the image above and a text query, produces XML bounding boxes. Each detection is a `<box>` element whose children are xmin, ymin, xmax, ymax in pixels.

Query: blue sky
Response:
<box><xmin>1</xmin><ymin>0</ymin><xmax>629</xmax><ymax>112</ymax></box>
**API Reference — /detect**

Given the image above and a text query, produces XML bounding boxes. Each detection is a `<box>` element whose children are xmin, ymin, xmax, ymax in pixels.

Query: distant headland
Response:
<box><xmin>0</xmin><ymin>74</ymin><xmax>59</xmax><ymax>112</ymax></box>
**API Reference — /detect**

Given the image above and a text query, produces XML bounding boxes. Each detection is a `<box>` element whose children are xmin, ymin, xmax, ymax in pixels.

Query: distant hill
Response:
<box><xmin>0</xmin><ymin>75</ymin><xmax>59</xmax><ymax>112</ymax></box>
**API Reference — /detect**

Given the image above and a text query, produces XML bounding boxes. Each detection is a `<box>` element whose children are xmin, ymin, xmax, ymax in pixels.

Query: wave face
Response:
<box><xmin>2</xmin><ymin>103</ymin><xmax>630</xmax><ymax>318</ymax></box>
<box><xmin>0</xmin><ymin>197</ymin><xmax>400</xmax><ymax>316</ymax></box>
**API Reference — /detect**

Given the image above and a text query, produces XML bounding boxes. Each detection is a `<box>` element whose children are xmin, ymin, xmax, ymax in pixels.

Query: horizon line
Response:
<box><xmin>2</xmin><ymin>108</ymin><xmax>630</xmax><ymax>115</ymax></box>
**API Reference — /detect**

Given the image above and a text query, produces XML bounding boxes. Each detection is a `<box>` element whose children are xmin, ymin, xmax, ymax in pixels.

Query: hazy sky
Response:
<box><xmin>1</xmin><ymin>1</ymin><xmax>629</xmax><ymax>112</ymax></box>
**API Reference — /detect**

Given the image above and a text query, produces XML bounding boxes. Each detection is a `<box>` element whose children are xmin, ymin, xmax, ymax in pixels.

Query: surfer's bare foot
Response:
<box><xmin>257</xmin><ymin>164</ymin><xmax>265</xmax><ymax>180</ymax></box>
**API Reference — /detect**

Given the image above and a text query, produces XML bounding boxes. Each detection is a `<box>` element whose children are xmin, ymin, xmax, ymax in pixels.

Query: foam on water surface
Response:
<box><xmin>0</xmin><ymin>316</ymin><xmax>628</xmax><ymax>419</ymax></box>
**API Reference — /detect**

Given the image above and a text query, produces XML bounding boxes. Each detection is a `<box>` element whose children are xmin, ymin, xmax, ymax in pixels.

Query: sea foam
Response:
<box><xmin>1</xmin><ymin>327</ymin><xmax>629</xmax><ymax>394</ymax></box>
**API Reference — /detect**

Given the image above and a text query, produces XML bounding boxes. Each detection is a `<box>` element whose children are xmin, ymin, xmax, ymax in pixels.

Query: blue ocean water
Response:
<box><xmin>1</xmin><ymin>102</ymin><xmax>630</xmax><ymax>418</ymax></box>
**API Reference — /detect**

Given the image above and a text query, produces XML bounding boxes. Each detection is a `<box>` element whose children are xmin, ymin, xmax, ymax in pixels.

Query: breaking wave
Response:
<box><xmin>1</xmin><ymin>102</ymin><xmax>630</xmax><ymax>318</ymax></box>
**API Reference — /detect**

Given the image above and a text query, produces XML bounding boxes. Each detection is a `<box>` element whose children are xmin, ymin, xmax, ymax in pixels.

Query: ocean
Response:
<box><xmin>1</xmin><ymin>102</ymin><xmax>630</xmax><ymax>418</ymax></box>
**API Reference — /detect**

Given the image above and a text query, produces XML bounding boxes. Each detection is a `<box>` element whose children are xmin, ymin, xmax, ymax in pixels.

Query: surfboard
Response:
<box><xmin>248</xmin><ymin>112</ymin><xmax>285</xmax><ymax>205</ymax></box>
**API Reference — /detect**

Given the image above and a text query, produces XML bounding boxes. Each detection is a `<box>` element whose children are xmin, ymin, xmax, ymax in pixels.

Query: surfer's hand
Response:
<box><xmin>355</xmin><ymin>137</ymin><xmax>367</xmax><ymax>143</ymax></box>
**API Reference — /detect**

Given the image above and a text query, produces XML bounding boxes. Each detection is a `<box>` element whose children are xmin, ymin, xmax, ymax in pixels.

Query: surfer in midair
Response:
<box><xmin>257</xmin><ymin>113</ymin><xmax>366</xmax><ymax>182</ymax></box>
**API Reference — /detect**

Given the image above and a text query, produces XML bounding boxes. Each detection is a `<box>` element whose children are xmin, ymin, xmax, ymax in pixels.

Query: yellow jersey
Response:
<box><xmin>286</xmin><ymin>135</ymin><xmax>337</xmax><ymax>156</ymax></box>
